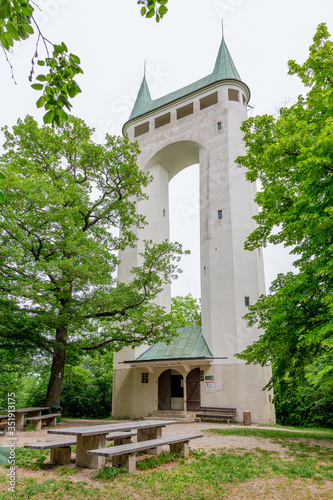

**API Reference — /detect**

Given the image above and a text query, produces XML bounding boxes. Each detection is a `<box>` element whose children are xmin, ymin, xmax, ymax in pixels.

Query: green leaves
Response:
<box><xmin>171</xmin><ymin>294</ymin><xmax>201</xmax><ymax>329</ymax></box>
<box><xmin>1</xmin><ymin>1</ymin><xmax>83</xmax><ymax>126</ymax></box>
<box><xmin>31</xmin><ymin>44</ymin><xmax>83</xmax><ymax>126</ymax></box>
<box><xmin>2</xmin><ymin>0</ymin><xmax>169</xmax><ymax>126</ymax></box>
<box><xmin>0</xmin><ymin>170</ymin><xmax>4</xmax><ymax>203</ymax></box>
<box><xmin>137</xmin><ymin>0</ymin><xmax>168</xmax><ymax>22</ymax></box>
<box><xmin>0</xmin><ymin>0</ymin><xmax>34</xmax><ymax>50</ymax></box>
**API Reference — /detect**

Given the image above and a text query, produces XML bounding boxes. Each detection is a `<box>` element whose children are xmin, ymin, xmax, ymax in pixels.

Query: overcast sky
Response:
<box><xmin>1</xmin><ymin>0</ymin><xmax>332</xmax><ymax>298</ymax></box>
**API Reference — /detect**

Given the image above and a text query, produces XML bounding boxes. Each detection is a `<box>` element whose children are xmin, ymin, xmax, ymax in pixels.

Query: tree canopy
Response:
<box><xmin>235</xmin><ymin>23</ymin><xmax>333</xmax><ymax>398</ymax></box>
<box><xmin>0</xmin><ymin>115</ymin><xmax>185</xmax><ymax>406</ymax></box>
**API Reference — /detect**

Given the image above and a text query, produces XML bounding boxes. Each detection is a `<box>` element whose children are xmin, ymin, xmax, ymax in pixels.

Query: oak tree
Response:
<box><xmin>0</xmin><ymin>115</ymin><xmax>185</xmax><ymax>406</ymax></box>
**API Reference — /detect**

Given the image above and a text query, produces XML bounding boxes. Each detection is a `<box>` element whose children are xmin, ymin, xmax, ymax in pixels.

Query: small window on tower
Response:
<box><xmin>163</xmin><ymin>209</ymin><xmax>166</xmax><ymax>217</ymax></box>
<box><xmin>155</xmin><ymin>112</ymin><xmax>171</xmax><ymax>129</ymax></box>
<box><xmin>218</xmin><ymin>210</ymin><xmax>223</xmax><ymax>220</ymax></box>
<box><xmin>141</xmin><ymin>373</ymin><xmax>149</xmax><ymax>384</ymax></box>
<box><xmin>217</xmin><ymin>122</ymin><xmax>222</xmax><ymax>131</ymax></box>
<box><xmin>134</xmin><ymin>121</ymin><xmax>149</xmax><ymax>137</ymax></box>
<box><xmin>177</xmin><ymin>102</ymin><xmax>194</xmax><ymax>119</ymax></box>
<box><xmin>200</xmin><ymin>92</ymin><xmax>218</xmax><ymax>110</ymax></box>
<box><xmin>228</xmin><ymin>89</ymin><xmax>239</xmax><ymax>102</ymax></box>
<box><xmin>245</xmin><ymin>297</ymin><xmax>250</xmax><ymax>307</ymax></box>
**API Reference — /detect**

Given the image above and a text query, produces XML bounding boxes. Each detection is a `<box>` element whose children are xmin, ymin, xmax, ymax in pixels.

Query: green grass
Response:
<box><xmin>137</xmin><ymin>451</ymin><xmax>181</xmax><ymax>470</ymax></box>
<box><xmin>95</xmin><ymin>465</ymin><xmax>127</xmax><ymax>481</ymax></box>
<box><xmin>203</xmin><ymin>427</ymin><xmax>333</xmax><ymax>441</ymax></box>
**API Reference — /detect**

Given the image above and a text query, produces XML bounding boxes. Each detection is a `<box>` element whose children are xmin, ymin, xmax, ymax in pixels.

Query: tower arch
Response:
<box><xmin>145</xmin><ymin>140</ymin><xmax>202</xmax><ymax>179</ymax></box>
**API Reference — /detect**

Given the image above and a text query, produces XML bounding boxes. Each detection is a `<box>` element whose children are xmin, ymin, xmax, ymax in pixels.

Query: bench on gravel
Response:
<box><xmin>0</xmin><ymin>421</ymin><xmax>8</xmax><ymax>436</ymax></box>
<box><xmin>87</xmin><ymin>433</ymin><xmax>203</xmax><ymax>473</ymax></box>
<box><xmin>196</xmin><ymin>407</ymin><xmax>236</xmax><ymax>424</ymax></box>
<box><xmin>24</xmin><ymin>413</ymin><xmax>60</xmax><ymax>431</ymax></box>
<box><xmin>24</xmin><ymin>431</ymin><xmax>136</xmax><ymax>465</ymax></box>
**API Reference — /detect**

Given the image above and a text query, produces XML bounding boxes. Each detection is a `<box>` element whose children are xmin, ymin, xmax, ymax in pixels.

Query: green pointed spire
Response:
<box><xmin>210</xmin><ymin>36</ymin><xmax>241</xmax><ymax>83</ymax></box>
<box><xmin>129</xmin><ymin>76</ymin><xmax>151</xmax><ymax>121</ymax></box>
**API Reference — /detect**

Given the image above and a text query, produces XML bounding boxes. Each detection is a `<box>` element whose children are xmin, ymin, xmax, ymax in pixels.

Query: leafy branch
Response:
<box><xmin>137</xmin><ymin>0</ymin><xmax>168</xmax><ymax>22</ymax></box>
<box><xmin>0</xmin><ymin>0</ymin><xmax>82</xmax><ymax>126</ymax></box>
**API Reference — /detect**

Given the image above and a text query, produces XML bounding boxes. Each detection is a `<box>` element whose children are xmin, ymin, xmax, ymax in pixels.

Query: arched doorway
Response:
<box><xmin>158</xmin><ymin>369</ymin><xmax>184</xmax><ymax>411</ymax></box>
<box><xmin>186</xmin><ymin>368</ymin><xmax>201</xmax><ymax>411</ymax></box>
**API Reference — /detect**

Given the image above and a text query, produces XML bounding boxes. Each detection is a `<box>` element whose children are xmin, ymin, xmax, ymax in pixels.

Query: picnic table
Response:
<box><xmin>48</xmin><ymin>419</ymin><xmax>179</xmax><ymax>468</ymax></box>
<box><xmin>2</xmin><ymin>407</ymin><xmax>49</xmax><ymax>431</ymax></box>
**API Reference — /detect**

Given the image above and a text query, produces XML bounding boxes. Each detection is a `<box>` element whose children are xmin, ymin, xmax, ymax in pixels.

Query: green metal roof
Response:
<box><xmin>127</xmin><ymin>37</ymin><xmax>248</xmax><ymax>124</ymax></box>
<box><xmin>125</xmin><ymin>326</ymin><xmax>213</xmax><ymax>363</ymax></box>
<box><xmin>129</xmin><ymin>76</ymin><xmax>151</xmax><ymax>121</ymax></box>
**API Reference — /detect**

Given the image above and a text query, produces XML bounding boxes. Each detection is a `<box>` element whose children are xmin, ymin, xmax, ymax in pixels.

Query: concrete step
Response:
<box><xmin>151</xmin><ymin>411</ymin><xmax>188</xmax><ymax>417</ymax></box>
<box><xmin>143</xmin><ymin>410</ymin><xmax>195</xmax><ymax>423</ymax></box>
<box><xmin>142</xmin><ymin>416</ymin><xmax>195</xmax><ymax>423</ymax></box>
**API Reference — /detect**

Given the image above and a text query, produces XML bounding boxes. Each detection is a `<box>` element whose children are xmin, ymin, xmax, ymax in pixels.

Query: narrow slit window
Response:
<box><xmin>134</xmin><ymin>121</ymin><xmax>149</xmax><ymax>137</ymax></box>
<box><xmin>218</xmin><ymin>210</ymin><xmax>223</xmax><ymax>220</ymax></box>
<box><xmin>177</xmin><ymin>102</ymin><xmax>193</xmax><ymax>119</ymax></box>
<box><xmin>217</xmin><ymin>122</ymin><xmax>222</xmax><ymax>131</ymax></box>
<box><xmin>163</xmin><ymin>209</ymin><xmax>166</xmax><ymax>217</ymax></box>
<box><xmin>141</xmin><ymin>373</ymin><xmax>149</xmax><ymax>384</ymax></box>
<box><xmin>200</xmin><ymin>92</ymin><xmax>218</xmax><ymax>110</ymax></box>
<box><xmin>245</xmin><ymin>296</ymin><xmax>250</xmax><ymax>307</ymax></box>
<box><xmin>228</xmin><ymin>89</ymin><xmax>239</xmax><ymax>102</ymax></box>
<box><xmin>155</xmin><ymin>112</ymin><xmax>171</xmax><ymax>129</ymax></box>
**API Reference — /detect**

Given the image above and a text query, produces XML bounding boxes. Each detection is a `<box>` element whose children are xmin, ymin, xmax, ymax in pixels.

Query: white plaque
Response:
<box><xmin>205</xmin><ymin>382</ymin><xmax>214</xmax><ymax>393</ymax></box>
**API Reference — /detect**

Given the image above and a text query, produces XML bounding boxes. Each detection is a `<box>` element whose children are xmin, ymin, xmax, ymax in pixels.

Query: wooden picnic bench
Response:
<box><xmin>48</xmin><ymin>419</ymin><xmax>180</xmax><ymax>469</ymax></box>
<box><xmin>0</xmin><ymin>421</ymin><xmax>8</xmax><ymax>436</ymax></box>
<box><xmin>1</xmin><ymin>407</ymin><xmax>49</xmax><ymax>431</ymax></box>
<box><xmin>25</xmin><ymin>431</ymin><xmax>136</xmax><ymax>465</ymax></box>
<box><xmin>196</xmin><ymin>407</ymin><xmax>237</xmax><ymax>423</ymax></box>
<box><xmin>87</xmin><ymin>433</ymin><xmax>203</xmax><ymax>473</ymax></box>
<box><xmin>25</xmin><ymin>413</ymin><xmax>59</xmax><ymax>431</ymax></box>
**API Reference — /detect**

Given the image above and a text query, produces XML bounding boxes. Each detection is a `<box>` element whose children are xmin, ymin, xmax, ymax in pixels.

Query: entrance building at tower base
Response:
<box><xmin>112</xmin><ymin>37</ymin><xmax>276</xmax><ymax>425</ymax></box>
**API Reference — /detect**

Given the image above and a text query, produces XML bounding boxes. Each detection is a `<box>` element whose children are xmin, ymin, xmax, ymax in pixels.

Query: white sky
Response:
<box><xmin>1</xmin><ymin>0</ymin><xmax>332</xmax><ymax>298</ymax></box>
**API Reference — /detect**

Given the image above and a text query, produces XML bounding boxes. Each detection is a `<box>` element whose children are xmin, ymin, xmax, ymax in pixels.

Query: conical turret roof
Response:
<box><xmin>125</xmin><ymin>36</ymin><xmax>249</xmax><ymax>127</ymax></box>
<box><xmin>210</xmin><ymin>36</ymin><xmax>241</xmax><ymax>83</ymax></box>
<box><xmin>129</xmin><ymin>75</ymin><xmax>151</xmax><ymax>121</ymax></box>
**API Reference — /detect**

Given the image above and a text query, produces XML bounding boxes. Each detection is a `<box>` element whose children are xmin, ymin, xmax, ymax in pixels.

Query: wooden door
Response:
<box><xmin>186</xmin><ymin>368</ymin><xmax>201</xmax><ymax>411</ymax></box>
<box><xmin>158</xmin><ymin>369</ymin><xmax>171</xmax><ymax>410</ymax></box>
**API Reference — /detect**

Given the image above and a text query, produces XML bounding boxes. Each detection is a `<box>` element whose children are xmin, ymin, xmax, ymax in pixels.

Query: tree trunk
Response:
<box><xmin>45</xmin><ymin>327</ymin><xmax>67</xmax><ymax>408</ymax></box>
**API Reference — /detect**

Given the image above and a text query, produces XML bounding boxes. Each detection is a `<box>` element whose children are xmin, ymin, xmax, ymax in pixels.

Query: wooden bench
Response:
<box><xmin>24</xmin><ymin>431</ymin><xmax>136</xmax><ymax>465</ymax></box>
<box><xmin>87</xmin><ymin>433</ymin><xmax>203</xmax><ymax>473</ymax></box>
<box><xmin>0</xmin><ymin>421</ymin><xmax>8</xmax><ymax>436</ymax></box>
<box><xmin>24</xmin><ymin>413</ymin><xmax>59</xmax><ymax>431</ymax></box>
<box><xmin>196</xmin><ymin>407</ymin><xmax>236</xmax><ymax>423</ymax></box>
